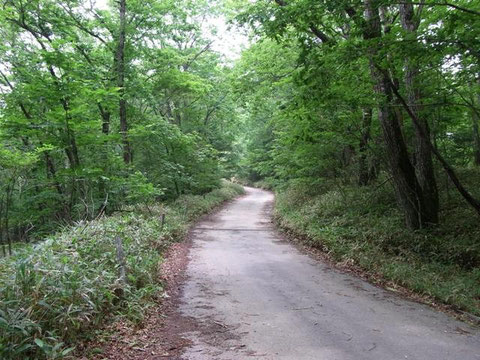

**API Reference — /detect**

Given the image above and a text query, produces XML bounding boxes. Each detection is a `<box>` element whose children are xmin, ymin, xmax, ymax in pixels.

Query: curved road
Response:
<box><xmin>180</xmin><ymin>187</ymin><xmax>480</xmax><ymax>359</ymax></box>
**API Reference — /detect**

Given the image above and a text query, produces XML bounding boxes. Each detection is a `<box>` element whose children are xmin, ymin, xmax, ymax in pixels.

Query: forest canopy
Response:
<box><xmin>233</xmin><ymin>0</ymin><xmax>480</xmax><ymax>229</ymax></box>
<box><xmin>1</xmin><ymin>0</ymin><xmax>479</xmax><ymax>245</ymax></box>
<box><xmin>1</xmin><ymin>0</ymin><xmax>480</xmax><ymax>358</ymax></box>
<box><xmin>0</xmin><ymin>0</ymin><xmax>243</xmax><ymax>250</ymax></box>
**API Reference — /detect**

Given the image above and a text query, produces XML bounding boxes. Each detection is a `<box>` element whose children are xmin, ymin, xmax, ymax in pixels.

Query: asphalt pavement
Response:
<box><xmin>179</xmin><ymin>186</ymin><xmax>480</xmax><ymax>360</ymax></box>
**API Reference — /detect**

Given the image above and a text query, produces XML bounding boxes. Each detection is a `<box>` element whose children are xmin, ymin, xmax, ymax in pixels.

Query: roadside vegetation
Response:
<box><xmin>0</xmin><ymin>181</ymin><xmax>244</xmax><ymax>359</ymax></box>
<box><xmin>233</xmin><ymin>1</ymin><xmax>480</xmax><ymax>319</ymax></box>
<box><xmin>273</xmin><ymin>173</ymin><xmax>480</xmax><ymax>318</ymax></box>
<box><xmin>0</xmin><ymin>0</ymin><xmax>242</xmax><ymax>254</ymax></box>
<box><xmin>0</xmin><ymin>0</ymin><xmax>245</xmax><ymax>357</ymax></box>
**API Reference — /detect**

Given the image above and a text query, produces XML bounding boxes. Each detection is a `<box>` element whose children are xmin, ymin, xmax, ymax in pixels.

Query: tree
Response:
<box><xmin>115</xmin><ymin>0</ymin><xmax>131</xmax><ymax>164</ymax></box>
<box><xmin>0</xmin><ymin>0</ymin><xmax>241</xmax><ymax>243</ymax></box>
<box><xmin>235</xmin><ymin>0</ymin><xmax>480</xmax><ymax>228</ymax></box>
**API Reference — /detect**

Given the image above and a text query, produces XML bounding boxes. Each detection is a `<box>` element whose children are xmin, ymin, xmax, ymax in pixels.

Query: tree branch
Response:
<box><xmin>183</xmin><ymin>41</ymin><xmax>213</xmax><ymax>71</ymax></box>
<box><xmin>274</xmin><ymin>0</ymin><xmax>332</xmax><ymax>43</ymax></box>
<box><xmin>59</xmin><ymin>3</ymin><xmax>110</xmax><ymax>48</ymax></box>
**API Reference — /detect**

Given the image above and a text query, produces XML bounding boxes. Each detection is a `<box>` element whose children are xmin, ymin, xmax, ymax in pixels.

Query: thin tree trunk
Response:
<box><xmin>473</xmin><ymin>111</ymin><xmax>480</xmax><ymax>166</ymax></box>
<box><xmin>400</xmin><ymin>1</ymin><xmax>439</xmax><ymax>223</ymax></box>
<box><xmin>61</xmin><ymin>105</ymin><xmax>81</xmax><ymax>168</ymax></box>
<box><xmin>473</xmin><ymin>77</ymin><xmax>480</xmax><ymax>166</ymax></box>
<box><xmin>99</xmin><ymin>103</ymin><xmax>111</xmax><ymax>135</ymax></box>
<box><xmin>364</xmin><ymin>0</ymin><xmax>428</xmax><ymax>230</ymax></box>
<box><xmin>358</xmin><ymin>108</ymin><xmax>374</xmax><ymax>186</ymax></box>
<box><xmin>164</xmin><ymin>144</ymin><xmax>181</xmax><ymax>197</ymax></box>
<box><xmin>5</xmin><ymin>181</ymin><xmax>14</xmax><ymax>256</ymax></box>
<box><xmin>45</xmin><ymin>153</ymin><xmax>64</xmax><ymax>196</ymax></box>
<box><xmin>116</xmin><ymin>0</ymin><xmax>132</xmax><ymax>164</ymax></box>
<box><xmin>0</xmin><ymin>197</ymin><xmax>5</xmax><ymax>257</ymax></box>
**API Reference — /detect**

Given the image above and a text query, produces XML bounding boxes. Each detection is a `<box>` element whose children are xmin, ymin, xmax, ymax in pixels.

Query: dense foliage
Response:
<box><xmin>0</xmin><ymin>0</ymin><xmax>246</xmax><ymax>357</ymax></box>
<box><xmin>0</xmin><ymin>0</ymin><xmax>241</xmax><ymax>251</ymax></box>
<box><xmin>234</xmin><ymin>1</ymin><xmax>480</xmax><ymax>222</ymax></box>
<box><xmin>1</xmin><ymin>0</ymin><xmax>480</xmax><ymax>357</ymax></box>
<box><xmin>232</xmin><ymin>0</ymin><xmax>480</xmax><ymax>316</ymax></box>
<box><xmin>0</xmin><ymin>181</ymin><xmax>243</xmax><ymax>359</ymax></box>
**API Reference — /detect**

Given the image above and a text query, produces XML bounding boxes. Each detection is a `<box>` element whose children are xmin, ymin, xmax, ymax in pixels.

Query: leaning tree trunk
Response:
<box><xmin>116</xmin><ymin>0</ymin><xmax>132</xmax><ymax>164</ymax></box>
<box><xmin>400</xmin><ymin>1</ymin><xmax>439</xmax><ymax>224</ymax></box>
<box><xmin>364</xmin><ymin>0</ymin><xmax>428</xmax><ymax>230</ymax></box>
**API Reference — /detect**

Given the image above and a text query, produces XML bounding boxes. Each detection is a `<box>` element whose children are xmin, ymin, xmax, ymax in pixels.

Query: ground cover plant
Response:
<box><xmin>233</xmin><ymin>0</ymin><xmax>480</xmax><ymax>321</ymax></box>
<box><xmin>273</xmin><ymin>172</ymin><xmax>480</xmax><ymax>318</ymax></box>
<box><xmin>0</xmin><ymin>181</ymin><xmax>244</xmax><ymax>360</ymax></box>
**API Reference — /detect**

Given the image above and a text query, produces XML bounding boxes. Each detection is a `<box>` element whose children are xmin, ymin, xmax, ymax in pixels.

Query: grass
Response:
<box><xmin>273</xmin><ymin>171</ymin><xmax>480</xmax><ymax>319</ymax></box>
<box><xmin>0</xmin><ymin>181</ymin><xmax>244</xmax><ymax>360</ymax></box>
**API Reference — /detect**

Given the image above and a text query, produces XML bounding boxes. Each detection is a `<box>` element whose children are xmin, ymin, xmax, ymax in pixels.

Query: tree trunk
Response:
<box><xmin>99</xmin><ymin>103</ymin><xmax>111</xmax><ymax>135</ymax></box>
<box><xmin>0</xmin><ymin>196</ymin><xmax>5</xmax><ymax>257</ymax></box>
<box><xmin>400</xmin><ymin>1</ymin><xmax>439</xmax><ymax>223</ymax></box>
<box><xmin>389</xmin><ymin>76</ymin><xmax>480</xmax><ymax>216</ymax></box>
<box><xmin>473</xmin><ymin>111</ymin><xmax>480</xmax><ymax>166</ymax></box>
<box><xmin>473</xmin><ymin>77</ymin><xmax>480</xmax><ymax>166</ymax></box>
<box><xmin>61</xmin><ymin>105</ymin><xmax>81</xmax><ymax>168</ymax></box>
<box><xmin>116</xmin><ymin>0</ymin><xmax>132</xmax><ymax>164</ymax></box>
<box><xmin>364</xmin><ymin>0</ymin><xmax>428</xmax><ymax>229</ymax></box>
<box><xmin>358</xmin><ymin>108</ymin><xmax>374</xmax><ymax>186</ymax></box>
<box><xmin>5</xmin><ymin>182</ymin><xmax>13</xmax><ymax>256</ymax></box>
<box><xmin>44</xmin><ymin>153</ymin><xmax>64</xmax><ymax>196</ymax></box>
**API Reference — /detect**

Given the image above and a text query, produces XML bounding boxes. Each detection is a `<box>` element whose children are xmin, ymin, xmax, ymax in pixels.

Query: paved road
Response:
<box><xmin>180</xmin><ymin>187</ymin><xmax>480</xmax><ymax>359</ymax></box>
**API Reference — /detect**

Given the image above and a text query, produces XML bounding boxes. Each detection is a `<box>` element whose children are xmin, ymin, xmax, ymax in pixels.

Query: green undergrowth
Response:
<box><xmin>0</xmin><ymin>181</ymin><xmax>244</xmax><ymax>360</ymax></box>
<box><xmin>274</xmin><ymin>171</ymin><xmax>480</xmax><ymax>318</ymax></box>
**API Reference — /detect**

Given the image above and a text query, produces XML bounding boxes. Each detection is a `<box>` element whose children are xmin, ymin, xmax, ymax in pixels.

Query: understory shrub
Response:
<box><xmin>0</xmin><ymin>181</ymin><xmax>244</xmax><ymax>360</ymax></box>
<box><xmin>274</xmin><ymin>174</ymin><xmax>480</xmax><ymax>317</ymax></box>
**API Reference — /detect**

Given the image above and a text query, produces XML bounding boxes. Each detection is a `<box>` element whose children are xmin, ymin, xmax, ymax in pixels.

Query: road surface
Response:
<box><xmin>179</xmin><ymin>187</ymin><xmax>480</xmax><ymax>359</ymax></box>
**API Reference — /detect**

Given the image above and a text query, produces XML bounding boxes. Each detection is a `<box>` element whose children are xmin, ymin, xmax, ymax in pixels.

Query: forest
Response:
<box><xmin>0</xmin><ymin>0</ymin><xmax>479</xmax><ymax>358</ymax></box>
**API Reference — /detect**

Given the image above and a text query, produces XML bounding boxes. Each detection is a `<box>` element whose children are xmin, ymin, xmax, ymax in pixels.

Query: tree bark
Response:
<box><xmin>473</xmin><ymin>111</ymin><xmax>480</xmax><ymax>166</ymax></box>
<box><xmin>99</xmin><ymin>103</ymin><xmax>111</xmax><ymax>135</ymax></box>
<box><xmin>364</xmin><ymin>0</ymin><xmax>428</xmax><ymax>229</ymax></box>
<box><xmin>358</xmin><ymin>108</ymin><xmax>375</xmax><ymax>185</ymax></box>
<box><xmin>400</xmin><ymin>1</ymin><xmax>439</xmax><ymax>223</ymax></box>
<box><xmin>116</xmin><ymin>0</ymin><xmax>132</xmax><ymax>164</ymax></box>
<box><xmin>388</xmin><ymin>76</ymin><xmax>480</xmax><ymax>216</ymax></box>
<box><xmin>5</xmin><ymin>181</ymin><xmax>14</xmax><ymax>256</ymax></box>
<box><xmin>473</xmin><ymin>77</ymin><xmax>480</xmax><ymax>166</ymax></box>
<box><xmin>0</xmin><ymin>195</ymin><xmax>5</xmax><ymax>257</ymax></box>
